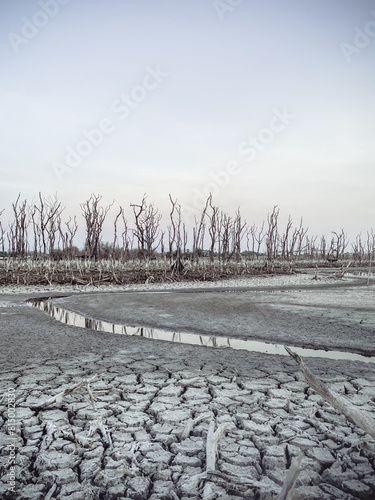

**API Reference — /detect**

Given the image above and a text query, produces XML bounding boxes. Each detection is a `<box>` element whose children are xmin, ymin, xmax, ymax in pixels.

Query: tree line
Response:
<box><xmin>1</xmin><ymin>192</ymin><xmax>374</xmax><ymax>264</ymax></box>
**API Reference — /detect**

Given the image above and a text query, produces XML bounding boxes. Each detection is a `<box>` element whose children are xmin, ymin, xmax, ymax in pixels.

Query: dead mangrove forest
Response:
<box><xmin>0</xmin><ymin>192</ymin><xmax>374</xmax><ymax>286</ymax></box>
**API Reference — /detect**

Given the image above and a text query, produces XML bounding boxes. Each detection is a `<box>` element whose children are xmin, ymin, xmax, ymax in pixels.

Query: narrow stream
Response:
<box><xmin>28</xmin><ymin>298</ymin><xmax>375</xmax><ymax>364</ymax></box>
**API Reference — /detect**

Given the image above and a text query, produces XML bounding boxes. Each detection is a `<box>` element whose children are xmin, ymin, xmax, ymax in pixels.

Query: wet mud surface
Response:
<box><xmin>50</xmin><ymin>281</ymin><xmax>375</xmax><ymax>357</ymax></box>
<box><xmin>0</xmin><ymin>276</ymin><xmax>374</xmax><ymax>499</ymax></box>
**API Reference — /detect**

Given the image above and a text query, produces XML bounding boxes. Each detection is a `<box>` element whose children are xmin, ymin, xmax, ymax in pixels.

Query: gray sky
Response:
<box><xmin>1</xmin><ymin>0</ymin><xmax>374</xmax><ymax>243</ymax></box>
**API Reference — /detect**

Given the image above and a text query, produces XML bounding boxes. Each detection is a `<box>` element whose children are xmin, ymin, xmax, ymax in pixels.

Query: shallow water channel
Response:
<box><xmin>28</xmin><ymin>297</ymin><xmax>375</xmax><ymax>364</ymax></box>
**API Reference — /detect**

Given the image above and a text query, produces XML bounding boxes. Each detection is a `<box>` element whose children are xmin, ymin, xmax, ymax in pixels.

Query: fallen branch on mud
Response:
<box><xmin>332</xmin><ymin>261</ymin><xmax>351</xmax><ymax>279</ymax></box>
<box><xmin>181</xmin><ymin>470</ymin><xmax>280</xmax><ymax>497</ymax></box>
<box><xmin>312</xmin><ymin>261</ymin><xmax>352</xmax><ymax>281</ymax></box>
<box><xmin>181</xmin><ymin>413</ymin><xmax>212</xmax><ymax>440</ymax></box>
<box><xmin>277</xmin><ymin>454</ymin><xmax>303</xmax><ymax>500</ymax></box>
<box><xmin>206</xmin><ymin>420</ymin><xmax>228</xmax><ymax>472</ymax></box>
<box><xmin>181</xmin><ymin>419</ymin><xmax>260</xmax><ymax>498</ymax></box>
<box><xmin>285</xmin><ymin>346</ymin><xmax>375</xmax><ymax>441</ymax></box>
<box><xmin>30</xmin><ymin>375</ymin><xmax>99</xmax><ymax>411</ymax></box>
<box><xmin>88</xmin><ymin>416</ymin><xmax>113</xmax><ymax>448</ymax></box>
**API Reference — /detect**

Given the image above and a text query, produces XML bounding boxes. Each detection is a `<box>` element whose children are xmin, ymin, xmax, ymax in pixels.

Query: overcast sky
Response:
<box><xmin>1</xmin><ymin>0</ymin><xmax>374</xmax><ymax>244</ymax></box>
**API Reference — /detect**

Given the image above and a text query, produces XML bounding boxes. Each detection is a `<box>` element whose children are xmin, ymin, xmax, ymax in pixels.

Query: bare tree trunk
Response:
<box><xmin>81</xmin><ymin>194</ymin><xmax>113</xmax><ymax>260</ymax></box>
<box><xmin>366</xmin><ymin>229</ymin><xmax>375</xmax><ymax>261</ymax></box>
<box><xmin>266</xmin><ymin>206</ymin><xmax>279</xmax><ymax>262</ymax></box>
<box><xmin>319</xmin><ymin>234</ymin><xmax>327</xmax><ymax>259</ymax></box>
<box><xmin>255</xmin><ymin>221</ymin><xmax>265</xmax><ymax>258</ymax></box>
<box><xmin>59</xmin><ymin>215</ymin><xmax>78</xmax><ymax>259</ymax></box>
<box><xmin>12</xmin><ymin>193</ymin><xmax>28</xmax><ymax>259</ymax></box>
<box><xmin>192</xmin><ymin>195</ymin><xmax>210</xmax><ymax>263</ymax></box>
<box><xmin>232</xmin><ymin>208</ymin><xmax>246</xmax><ymax>262</ymax></box>
<box><xmin>207</xmin><ymin>195</ymin><xmax>218</xmax><ymax>263</ymax></box>
<box><xmin>168</xmin><ymin>195</ymin><xmax>182</xmax><ymax>261</ymax></box>
<box><xmin>0</xmin><ymin>209</ymin><xmax>5</xmax><ymax>256</ymax></box>
<box><xmin>113</xmin><ymin>207</ymin><xmax>123</xmax><ymax>261</ymax></box>
<box><xmin>219</xmin><ymin>211</ymin><xmax>232</xmax><ymax>262</ymax></box>
<box><xmin>131</xmin><ymin>195</ymin><xmax>161</xmax><ymax>260</ymax></box>
<box><xmin>280</xmin><ymin>216</ymin><xmax>293</xmax><ymax>260</ymax></box>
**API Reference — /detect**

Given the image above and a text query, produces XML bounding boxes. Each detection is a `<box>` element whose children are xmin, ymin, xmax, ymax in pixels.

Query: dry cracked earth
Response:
<box><xmin>0</xmin><ymin>276</ymin><xmax>375</xmax><ymax>499</ymax></box>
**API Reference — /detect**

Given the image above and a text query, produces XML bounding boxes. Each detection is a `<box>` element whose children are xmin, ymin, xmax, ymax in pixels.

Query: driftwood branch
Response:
<box><xmin>285</xmin><ymin>346</ymin><xmax>375</xmax><ymax>441</ymax></box>
<box><xmin>206</xmin><ymin>420</ymin><xmax>228</xmax><ymax>472</ymax></box>
<box><xmin>277</xmin><ymin>454</ymin><xmax>303</xmax><ymax>500</ymax></box>
<box><xmin>88</xmin><ymin>416</ymin><xmax>113</xmax><ymax>448</ymax></box>
<box><xmin>181</xmin><ymin>413</ymin><xmax>211</xmax><ymax>440</ymax></box>
<box><xmin>30</xmin><ymin>375</ymin><xmax>98</xmax><ymax>411</ymax></box>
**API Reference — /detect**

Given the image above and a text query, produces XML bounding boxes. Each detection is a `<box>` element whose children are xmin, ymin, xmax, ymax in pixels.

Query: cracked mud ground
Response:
<box><xmin>0</xmin><ymin>279</ymin><xmax>374</xmax><ymax>499</ymax></box>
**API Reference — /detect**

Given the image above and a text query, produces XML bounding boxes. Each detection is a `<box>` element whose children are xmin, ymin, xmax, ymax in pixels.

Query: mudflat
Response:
<box><xmin>0</xmin><ymin>273</ymin><xmax>374</xmax><ymax>499</ymax></box>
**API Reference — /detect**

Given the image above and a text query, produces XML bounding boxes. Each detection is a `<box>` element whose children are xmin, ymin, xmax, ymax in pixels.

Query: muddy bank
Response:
<box><xmin>48</xmin><ymin>280</ymin><xmax>375</xmax><ymax>357</ymax></box>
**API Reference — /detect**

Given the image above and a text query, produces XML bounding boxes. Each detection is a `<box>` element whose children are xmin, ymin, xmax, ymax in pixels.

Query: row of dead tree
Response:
<box><xmin>1</xmin><ymin>192</ymin><xmax>375</xmax><ymax>263</ymax></box>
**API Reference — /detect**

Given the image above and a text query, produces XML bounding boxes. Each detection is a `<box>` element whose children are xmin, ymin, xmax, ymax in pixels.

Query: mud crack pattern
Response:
<box><xmin>1</xmin><ymin>350</ymin><xmax>374</xmax><ymax>500</ymax></box>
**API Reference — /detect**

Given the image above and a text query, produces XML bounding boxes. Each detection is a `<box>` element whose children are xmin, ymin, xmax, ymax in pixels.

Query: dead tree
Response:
<box><xmin>319</xmin><ymin>234</ymin><xmax>327</xmax><ymax>259</ymax></box>
<box><xmin>287</xmin><ymin>218</ymin><xmax>303</xmax><ymax>260</ymax></box>
<box><xmin>11</xmin><ymin>194</ymin><xmax>29</xmax><ymax>259</ymax></box>
<box><xmin>159</xmin><ymin>230</ymin><xmax>165</xmax><ymax>258</ymax></box>
<box><xmin>219</xmin><ymin>211</ymin><xmax>232</xmax><ymax>262</ymax></box>
<box><xmin>207</xmin><ymin>195</ymin><xmax>219</xmax><ymax>263</ymax></box>
<box><xmin>254</xmin><ymin>221</ymin><xmax>266</xmax><ymax>257</ymax></box>
<box><xmin>352</xmin><ymin>233</ymin><xmax>364</xmax><ymax>262</ymax></box>
<box><xmin>295</xmin><ymin>222</ymin><xmax>309</xmax><ymax>259</ymax></box>
<box><xmin>168</xmin><ymin>195</ymin><xmax>187</xmax><ymax>274</ymax></box>
<box><xmin>113</xmin><ymin>207</ymin><xmax>123</xmax><ymax>260</ymax></box>
<box><xmin>231</xmin><ymin>208</ymin><xmax>246</xmax><ymax>262</ymax></box>
<box><xmin>46</xmin><ymin>201</ymin><xmax>64</xmax><ymax>257</ymax></box>
<box><xmin>366</xmin><ymin>229</ymin><xmax>375</xmax><ymax>261</ymax></box>
<box><xmin>279</xmin><ymin>216</ymin><xmax>293</xmax><ymax>260</ymax></box>
<box><xmin>113</xmin><ymin>206</ymin><xmax>132</xmax><ymax>261</ymax></box>
<box><xmin>120</xmin><ymin>210</ymin><xmax>131</xmax><ymax>262</ymax></box>
<box><xmin>266</xmin><ymin>205</ymin><xmax>279</xmax><ymax>261</ymax></box>
<box><xmin>0</xmin><ymin>209</ymin><xmax>5</xmax><ymax>256</ymax></box>
<box><xmin>305</xmin><ymin>235</ymin><xmax>318</xmax><ymax>259</ymax></box>
<box><xmin>130</xmin><ymin>195</ymin><xmax>161</xmax><ymax>260</ymax></box>
<box><xmin>192</xmin><ymin>195</ymin><xmax>210</xmax><ymax>263</ymax></box>
<box><xmin>81</xmin><ymin>194</ymin><xmax>113</xmax><ymax>260</ymax></box>
<box><xmin>29</xmin><ymin>205</ymin><xmax>41</xmax><ymax>259</ymax></box>
<box><xmin>246</xmin><ymin>224</ymin><xmax>257</xmax><ymax>258</ymax></box>
<box><xmin>331</xmin><ymin>229</ymin><xmax>348</xmax><ymax>260</ymax></box>
<box><xmin>182</xmin><ymin>223</ymin><xmax>188</xmax><ymax>257</ymax></box>
<box><xmin>33</xmin><ymin>193</ymin><xmax>63</xmax><ymax>257</ymax></box>
<box><xmin>58</xmin><ymin>215</ymin><xmax>78</xmax><ymax>259</ymax></box>
<box><xmin>168</xmin><ymin>195</ymin><xmax>182</xmax><ymax>264</ymax></box>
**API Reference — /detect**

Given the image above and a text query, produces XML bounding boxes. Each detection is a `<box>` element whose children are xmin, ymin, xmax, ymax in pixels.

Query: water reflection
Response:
<box><xmin>28</xmin><ymin>298</ymin><xmax>375</xmax><ymax>364</ymax></box>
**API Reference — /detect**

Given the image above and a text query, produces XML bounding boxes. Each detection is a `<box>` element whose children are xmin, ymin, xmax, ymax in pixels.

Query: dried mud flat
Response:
<box><xmin>0</xmin><ymin>273</ymin><xmax>375</xmax><ymax>499</ymax></box>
